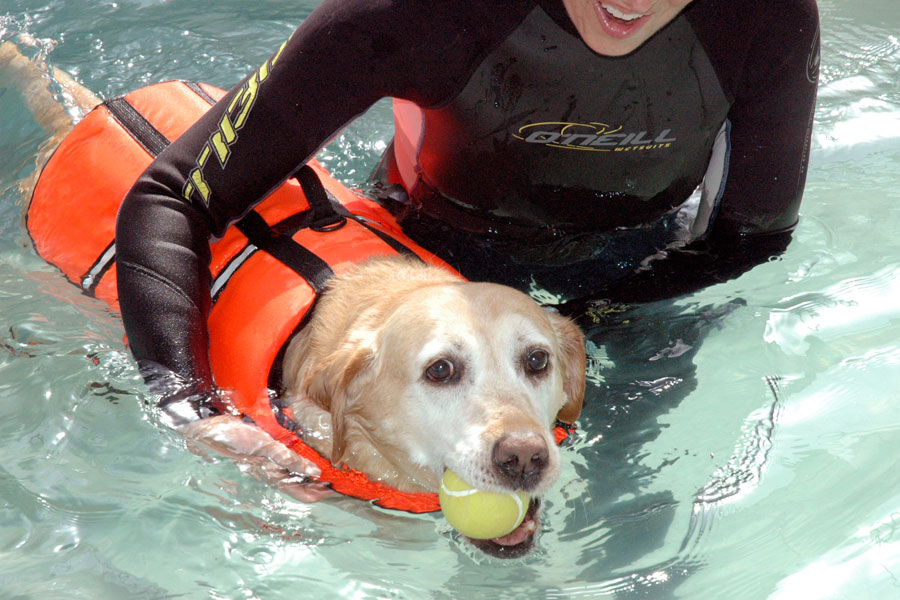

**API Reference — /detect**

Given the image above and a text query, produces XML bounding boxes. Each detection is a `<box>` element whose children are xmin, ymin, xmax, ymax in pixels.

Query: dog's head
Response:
<box><xmin>283</xmin><ymin>259</ymin><xmax>585</xmax><ymax>555</ymax></box>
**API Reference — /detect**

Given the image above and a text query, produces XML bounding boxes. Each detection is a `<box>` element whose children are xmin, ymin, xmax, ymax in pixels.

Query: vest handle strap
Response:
<box><xmin>294</xmin><ymin>164</ymin><xmax>347</xmax><ymax>231</ymax></box>
<box><xmin>235</xmin><ymin>210</ymin><xmax>335</xmax><ymax>294</ymax></box>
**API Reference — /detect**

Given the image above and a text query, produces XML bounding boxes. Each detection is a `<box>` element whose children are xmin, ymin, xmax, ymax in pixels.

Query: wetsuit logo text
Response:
<box><xmin>514</xmin><ymin>122</ymin><xmax>676</xmax><ymax>152</ymax></box>
<box><xmin>182</xmin><ymin>39</ymin><xmax>290</xmax><ymax>206</ymax></box>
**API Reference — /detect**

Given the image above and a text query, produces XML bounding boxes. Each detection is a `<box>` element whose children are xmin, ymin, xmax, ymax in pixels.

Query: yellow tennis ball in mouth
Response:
<box><xmin>439</xmin><ymin>469</ymin><xmax>529</xmax><ymax>540</ymax></box>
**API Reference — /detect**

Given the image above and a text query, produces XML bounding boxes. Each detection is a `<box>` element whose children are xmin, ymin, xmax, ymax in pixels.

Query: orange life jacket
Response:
<box><xmin>27</xmin><ymin>80</ymin><xmax>572</xmax><ymax>514</ymax></box>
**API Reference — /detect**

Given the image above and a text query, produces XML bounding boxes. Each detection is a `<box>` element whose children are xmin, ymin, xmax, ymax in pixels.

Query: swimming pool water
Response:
<box><xmin>2</xmin><ymin>1</ymin><xmax>900</xmax><ymax>598</ymax></box>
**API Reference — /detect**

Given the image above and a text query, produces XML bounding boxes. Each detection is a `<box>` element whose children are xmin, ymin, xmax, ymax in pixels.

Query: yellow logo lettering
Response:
<box><xmin>183</xmin><ymin>34</ymin><xmax>293</xmax><ymax>206</ymax></box>
<box><xmin>515</xmin><ymin>121</ymin><xmax>677</xmax><ymax>153</ymax></box>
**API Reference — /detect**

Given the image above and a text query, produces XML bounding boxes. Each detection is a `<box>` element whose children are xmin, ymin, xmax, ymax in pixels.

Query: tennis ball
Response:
<box><xmin>439</xmin><ymin>469</ymin><xmax>529</xmax><ymax>539</ymax></box>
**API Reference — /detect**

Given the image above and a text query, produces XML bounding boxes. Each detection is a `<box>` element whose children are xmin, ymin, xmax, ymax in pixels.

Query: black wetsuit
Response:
<box><xmin>115</xmin><ymin>0</ymin><xmax>820</xmax><ymax>394</ymax></box>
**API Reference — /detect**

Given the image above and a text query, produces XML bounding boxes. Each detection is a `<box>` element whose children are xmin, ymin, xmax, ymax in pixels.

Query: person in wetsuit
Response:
<box><xmin>115</xmin><ymin>0</ymin><xmax>820</xmax><ymax>410</ymax></box>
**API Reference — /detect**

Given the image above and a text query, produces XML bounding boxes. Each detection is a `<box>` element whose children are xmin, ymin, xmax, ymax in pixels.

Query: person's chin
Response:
<box><xmin>582</xmin><ymin>16</ymin><xmax>653</xmax><ymax>54</ymax></box>
<box><xmin>582</xmin><ymin>33</ymin><xmax>649</xmax><ymax>57</ymax></box>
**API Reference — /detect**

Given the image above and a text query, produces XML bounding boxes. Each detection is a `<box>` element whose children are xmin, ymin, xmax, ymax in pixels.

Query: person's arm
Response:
<box><xmin>591</xmin><ymin>0</ymin><xmax>820</xmax><ymax>304</ymax></box>
<box><xmin>115</xmin><ymin>0</ymin><xmax>533</xmax><ymax>410</ymax></box>
<box><xmin>592</xmin><ymin>227</ymin><xmax>794</xmax><ymax>304</ymax></box>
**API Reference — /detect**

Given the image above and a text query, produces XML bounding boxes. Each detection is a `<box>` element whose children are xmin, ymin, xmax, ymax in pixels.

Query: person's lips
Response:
<box><xmin>592</xmin><ymin>2</ymin><xmax>652</xmax><ymax>38</ymax></box>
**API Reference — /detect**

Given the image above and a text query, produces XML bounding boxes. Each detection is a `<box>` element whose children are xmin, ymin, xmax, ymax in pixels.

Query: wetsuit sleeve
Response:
<box><xmin>710</xmin><ymin>0</ymin><xmax>820</xmax><ymax>236</ymax></box>
<box><xmin>115</xmin><ymin>0</ymin><xmax>534</xmax><ymax>401</ymax></box>
<box><xmin>599</xmin><ymin>0</ymin><xmax>820</xmax><ymax>303</ymax></box>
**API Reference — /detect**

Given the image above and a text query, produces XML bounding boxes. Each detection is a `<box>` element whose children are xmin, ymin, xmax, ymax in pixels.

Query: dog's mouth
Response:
<box><xmin>467</xmin><ymin>498</ymin><xmax>541</xmax><ymax>559</ymax></box>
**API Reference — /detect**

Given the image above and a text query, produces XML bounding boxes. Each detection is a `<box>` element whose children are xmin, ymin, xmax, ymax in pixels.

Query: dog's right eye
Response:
<box><xmin>425</xmin><ymin>358</ymin><xmax>456</xmax><ymax>383</ymax></box>
<box><xmin>526</xmin><ymin>348</ymin><xmax>550</xmax><ymax>372</ymax></box>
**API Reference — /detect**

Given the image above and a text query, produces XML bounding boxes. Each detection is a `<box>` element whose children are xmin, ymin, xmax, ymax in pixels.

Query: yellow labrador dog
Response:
<box><xmin>282</xmin><ymin>255</ymin><xmax>585</xmax><ymax>553</ymax></box>
<box><xmin>282</xmin><ymin>256</ymin><xmax>585</xmax><ymax>496</ymax></box>
<box><xmin>2</xmin><ymin>40</ymin><xmax>586</xmax><ymax>555</ymax></box>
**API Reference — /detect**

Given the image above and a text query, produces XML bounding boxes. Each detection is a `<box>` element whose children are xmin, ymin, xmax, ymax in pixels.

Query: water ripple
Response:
<box><xmin>813</xmin><ymin>5</ymin><xmax>900</xmax><ymax>163</ymax></box>
<box><xmin>765</xmin><ymin>264</ymin><xmax>900</xmax><ymax>356</ymax></box>
<box><xmin>694</xmin><ymin>378</ymin><xmax>781</xmax><ymax>507</ymax></box>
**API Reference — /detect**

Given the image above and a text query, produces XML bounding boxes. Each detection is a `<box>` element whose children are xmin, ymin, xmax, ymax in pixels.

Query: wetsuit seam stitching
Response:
<box><xmin>117</xmin><ymin>259</ymin><xmax>206</xmax><ymax>316</ymax></box>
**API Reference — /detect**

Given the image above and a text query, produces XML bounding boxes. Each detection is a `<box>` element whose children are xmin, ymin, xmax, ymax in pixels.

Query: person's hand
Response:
<box><xmin>179</xmin><ymin>415</ymin><xmax>335</xmax><ymax>503</ymax></box>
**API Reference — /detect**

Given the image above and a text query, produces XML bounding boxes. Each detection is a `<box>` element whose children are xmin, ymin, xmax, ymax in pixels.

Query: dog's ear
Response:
<box><xmin>549</xmin><ymin>311</ymin><xmax>586</xmax><ymax>424</ymax></box>
<box><xmin>303</xmin><ymin>344</ymin><xmax>374</xmax><ymax>464</ymax></box>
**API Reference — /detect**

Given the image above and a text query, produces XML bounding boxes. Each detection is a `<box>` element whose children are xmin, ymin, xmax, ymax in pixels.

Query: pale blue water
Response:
<box><xmin>2</xmin><ymin>1</ymin><xmax>900</xmax><ymax>598</ymax></box>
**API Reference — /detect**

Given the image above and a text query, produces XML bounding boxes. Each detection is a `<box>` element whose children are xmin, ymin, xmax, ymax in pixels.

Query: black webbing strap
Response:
<box><xmin>104</xmin><ymin>96</ymin><xmax>171</xmax><ymax>156</ymax></box>
<box><xmin>293</xmin><ymin>165</ymin><xmax>421</xmax><ymax>260</ymax></box>
<box><xmin>235</xmin><ymin>210</ymin><xmax>334</xmax><ymax>295</ymax></box>
<box><xmin>294</xmin><ymin>165</ymin><xmax>346</xmax><ymax>231</ymax></box>
<box><xmin>352</xmin><ymin>216</ymin><xmax>422</xmax><ymax>260</ymax></box>
<box><xmin>182</xmin><ymin>81</ymin><xmax>218</xmax><ymax>106</ymax></box>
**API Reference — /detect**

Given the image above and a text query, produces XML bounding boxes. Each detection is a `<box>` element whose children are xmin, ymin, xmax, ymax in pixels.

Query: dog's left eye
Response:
<box><xmin>425</xmin><ymin>358</ymin><xmax>456</xmax><ymax>383</ymax></box>
<box><xmin>525</xmin><ymin>348</ymin><xmax>550</xmax><ymax>372</ymax></box>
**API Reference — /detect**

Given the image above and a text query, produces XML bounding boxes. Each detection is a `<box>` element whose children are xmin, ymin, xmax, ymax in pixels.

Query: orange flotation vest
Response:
<box><xmin>26</xmin><ymin>80</ymin><xmax>572</xmax><ymax>514</ymax></box>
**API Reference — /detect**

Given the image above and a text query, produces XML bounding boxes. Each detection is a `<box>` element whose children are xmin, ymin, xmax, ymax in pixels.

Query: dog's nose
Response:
<box><xmin>492</xmin><ymin>433</ymin><xmax>549</xmax><ymax>490</ymax></box>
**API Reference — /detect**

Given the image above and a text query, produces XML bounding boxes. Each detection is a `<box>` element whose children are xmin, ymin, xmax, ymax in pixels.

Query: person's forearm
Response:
<box><xmin>116</xmin><ymin>176</ymin><xmax>215</xmax><ymax>387</ymax></box>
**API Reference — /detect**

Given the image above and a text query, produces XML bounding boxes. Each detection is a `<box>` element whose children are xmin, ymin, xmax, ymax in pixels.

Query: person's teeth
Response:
<box><xmin>602</xmin><ymin>4</ymin><xmax>644</xmax><ymax>21</ymax></box>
